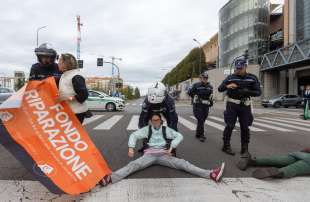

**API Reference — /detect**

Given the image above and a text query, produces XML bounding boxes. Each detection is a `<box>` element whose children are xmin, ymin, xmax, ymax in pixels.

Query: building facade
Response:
<box><xmin>202</xmin><ymin>33</ymin><xmax>219</xmax><ymax>69</ymax></box>
<box><xmin>85</xmin><ymin>77</ymin><xmax>112</xmax><ymax>93</ymax></box>
<box><xmin>219</xmin><ymin>0</ymin><xmax>270</xmax><ymax>68</ymax></box>
<box><xmin>261</xmin><ymin>0</ymin><xmax>310</xmax><ymax>98</ymax></box>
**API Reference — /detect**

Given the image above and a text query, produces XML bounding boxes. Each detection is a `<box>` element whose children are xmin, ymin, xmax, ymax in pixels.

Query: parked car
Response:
<box><xmin>261</xmin><ymin>94</ymin><xmax>303</xmax><ymax>108</ymax></box>
<box><xmin>87</xmin><ymin>90</ymin><xmax>125</xmax><ymax>112</ymax></box>
<box><xmin>0</xmin><ymin>87</ymin><xmax>15</xmax><ymax>104</ymax></box>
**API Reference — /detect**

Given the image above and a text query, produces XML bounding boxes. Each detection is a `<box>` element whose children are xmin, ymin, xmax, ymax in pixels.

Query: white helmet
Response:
<box><xmin>147</xmin><ymin>82</ymin><xmax>166</xmax><ymax>104</ymax></box>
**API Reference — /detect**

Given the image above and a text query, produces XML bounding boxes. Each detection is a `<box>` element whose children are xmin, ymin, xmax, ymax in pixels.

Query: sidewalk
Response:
<box><xmin>1</xmin><ymin>177</ymin><xmax>309</xmax><ymax>201</ymax></box>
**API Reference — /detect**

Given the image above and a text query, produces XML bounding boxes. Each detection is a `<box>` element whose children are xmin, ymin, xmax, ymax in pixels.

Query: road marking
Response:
<box><xmin>94</xmin><ymin>115</ymin><xmax>124</xmax><ymax>130</ymax></box>
<box><xmin>255</xmin><ymin>118</ymin><xmax>310</xmax><ymax>132</ymax></box>
<box><xmin>178</xmin><ymin>116</ymin><xmax>196</xmax><ymax>130</ymax></box>
<box><xmin>132</xmin><ymin>104</ymin><xmax>137</xmax><ymax>106</ymax></box>
<box><xmin>125</xmin><ymin>103</ymin><xmax>130</xmax><ymax>106</ymax></box>
<box><xmin>252</xmin><ymin>121</ymin><xmax>294</xmax><ymax>132</ymax></box>
<box><xmin>208</xmin><ymin>116</ymin><xmax>265</xmax><ymax>132</ymax></box>
<box><xmin>190</xmin><ymin>116</ymin><xmax>225</xmax><ymax>131</ymax></box>
<box><xmin>260</xmin><ymin>117</ymin><xmax>310</xmax><ymax>128</ymax></box>
<box><xmin>127</xmin><ymin>115</ymin><xmax>139</xmax><ymax>130</ymax></box>
<box><xmin>83</xmin><ymin>115</ymin><xmax>104</xmax><ymax>125</ymax></box>
<box><xmin>277</xmin><ymin>117</ymin><xmax>310</xmax><ymax>124</ymax></box>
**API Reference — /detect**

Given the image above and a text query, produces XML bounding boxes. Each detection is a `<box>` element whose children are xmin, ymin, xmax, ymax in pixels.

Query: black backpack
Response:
<box><xmin>138</xmin><ymin>125</ymin><xmax>177</xmax><ymax>157</ymax></box>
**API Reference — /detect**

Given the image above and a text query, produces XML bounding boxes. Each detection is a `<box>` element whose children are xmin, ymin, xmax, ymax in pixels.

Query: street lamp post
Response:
<box><xmin>193</xmin><ymin>38</ymin><xmax>202</xmax><ymax>74</ymax></box>
<box><xmin>36</xmin><ymin>26</ymin><xmax>47</xmax><ymax>47</ymax></box>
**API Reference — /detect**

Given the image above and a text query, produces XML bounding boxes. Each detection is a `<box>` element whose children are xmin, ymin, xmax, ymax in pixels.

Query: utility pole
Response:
<box><xmin>110</xmin><ymin>56</ymin><xmax>122</xmax><ymax>96</ymax></box>
<box><xmin>76</xmin><ymin>15</ymin><xmax>83</xmax><ymax>60</ymax></box>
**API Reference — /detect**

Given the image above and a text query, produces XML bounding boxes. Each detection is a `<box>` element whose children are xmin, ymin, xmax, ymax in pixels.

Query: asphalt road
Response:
<box><xmin>0</xmin><ymin>98</ymin><xmax>309</xmax><ymax>181</ymax></box>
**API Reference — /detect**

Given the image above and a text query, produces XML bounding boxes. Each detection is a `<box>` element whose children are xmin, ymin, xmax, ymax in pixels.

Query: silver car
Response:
<box><xmin>261</xmin><ymin>94</ymin><xmax>303</xmax><ymax>108</ymax></box>
<box><xmin>0</xmin><ymin>87</ymin><xmax>15</xmax><ymax>104</ymax></box>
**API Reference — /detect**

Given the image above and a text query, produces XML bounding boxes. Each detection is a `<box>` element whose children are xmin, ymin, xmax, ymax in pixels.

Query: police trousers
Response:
<box><xmin>223</xmin><ymin>102</ymin><xmax>253</xmax><ymax>145</ymax></box>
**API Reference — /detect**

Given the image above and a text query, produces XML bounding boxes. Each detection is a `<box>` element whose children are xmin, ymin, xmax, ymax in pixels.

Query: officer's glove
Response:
<box><xmin>209</xmin><ymin>100</ymin><xmax>214</xmax><ymax>107</ymax></box>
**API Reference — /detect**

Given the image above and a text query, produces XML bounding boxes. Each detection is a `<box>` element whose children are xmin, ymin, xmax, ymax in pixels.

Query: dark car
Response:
<box><xmin>261</xmin><ymin>94</ymin><xmax>304</xmax><ymax>108</ymax></box>
<box><xmin>0</xmin><ymin>87</ymin><xmax>15</xmax><ymax>104</ymax></box>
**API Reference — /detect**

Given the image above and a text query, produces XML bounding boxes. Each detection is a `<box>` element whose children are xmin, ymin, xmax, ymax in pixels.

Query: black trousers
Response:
<box><xmin>75</xmin><ymin>113</ymin><xmax>85</xmax><ymax>124</ymax></box>
<box><xmin>193</xmin><ymin>103</ymin><xmax>209</xmax><ymax>137</ymax></box>
<box><xmin>223</xmin><ymin>102</ymin><xmax>253</xmax><ymax>146</ymax></box>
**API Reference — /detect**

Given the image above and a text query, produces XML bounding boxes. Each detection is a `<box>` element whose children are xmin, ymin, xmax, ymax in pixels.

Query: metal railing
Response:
<box><xmin>261</xmin><ymin>38</ymin><xmax>310</xmax><ymax>71</ymax></box>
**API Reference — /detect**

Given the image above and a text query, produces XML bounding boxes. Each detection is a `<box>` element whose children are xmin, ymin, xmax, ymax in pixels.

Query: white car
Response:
<box><xmin>0</xmin><ymin>87</ymin><xmax>15</xmax><ymax>104</ymax></box>
<box><xmin>87</xmin><ymin>90</ymin><xmax>125</xmax><ymax>112</ymax></box>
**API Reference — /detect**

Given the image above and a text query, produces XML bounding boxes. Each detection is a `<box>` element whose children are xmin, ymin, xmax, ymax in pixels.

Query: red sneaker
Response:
<box><xmin>210</xmin><ymin>162</ymin><xmax>225</xmax><ymax>182</ymax></box>
<box><xmin>99</xmin><ymin>175</ymin><xmax>112</xmax><ymax>187</ymax></box>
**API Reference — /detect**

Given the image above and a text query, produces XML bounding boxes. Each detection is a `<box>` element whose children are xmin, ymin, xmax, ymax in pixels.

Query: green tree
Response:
<box><xmin>162</xmin><ymin>47</ymin><xmax>207</xmax><ymax>86</ymax></box>
<box><xmin>134</xmin><ymin>87</ymin><xmax>140</xmax><ymax>99</ymax></box>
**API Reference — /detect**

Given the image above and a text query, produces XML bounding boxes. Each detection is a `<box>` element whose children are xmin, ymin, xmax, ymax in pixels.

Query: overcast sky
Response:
<box><xmin>0</xmin><ymin>0</ymin><xmax>282</xmax><ymax>94</ymax></box>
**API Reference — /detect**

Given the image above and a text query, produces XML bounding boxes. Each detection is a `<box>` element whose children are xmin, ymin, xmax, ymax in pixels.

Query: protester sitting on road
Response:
<box><xmin>303</xmin><ymin>85</ymin><xmax>310</xmax><ymax>119</ymax></box>
<box><xmin>99</xmin><ymin>113</ymin><xmax>225</xmax><ymax>186</ymax></box>
<box><xmin>237</xmin><ymin>148</ymin><xmax>310</xmax><ymax>179</ymax></box>
<box><xmin>57</xmin><ymin>53</ymin><xmax>91</xmax><ymax>123</ymax></box>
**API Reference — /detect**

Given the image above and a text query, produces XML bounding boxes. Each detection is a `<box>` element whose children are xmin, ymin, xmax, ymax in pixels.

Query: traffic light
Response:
<box><xmin>78</xmin><ymin>60</ymin><xmax>83</xmax><ymax>68</ymax></box>
<box><xmin>97</xmin><ymin>58</ymin><xmax>103</xmax><ymax>66</ymax></box>
<box><xmin>115</xmin><ymin>82</ymin><xmax>123</xmax><ymax>88</ymax></box>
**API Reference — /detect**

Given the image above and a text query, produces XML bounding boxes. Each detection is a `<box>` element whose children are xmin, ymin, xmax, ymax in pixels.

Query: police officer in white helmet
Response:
<box><xmin>139</xmin><ymin>82</ymin><xmax>178</xmax><ymax>131</ymax></box>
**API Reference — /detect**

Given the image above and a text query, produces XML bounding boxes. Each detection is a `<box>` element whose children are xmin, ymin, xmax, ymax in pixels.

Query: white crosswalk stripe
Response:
<box><xmin>94</xmin><ymin>115</ymin><xmax>124</xmax><ymax>130</ymax></box>
<box><xmin>252</xmin><ymin>121</ymin><xmax>294</xmax><ymax>132</ymax></box>
<box><xmin>260</xmin><ymin>117</ymin><xmax>310</xmax><ymax>127</ymax></box>
<box><xmin>85</xmin><ymin>114</ymin><xmax>309</xmax><ymax>133</ymax></box>
<box><xmin>178</xmin><ymin>116</ymin><xmax>196</xmax><ymax>130</ymax></box>
<box><xmin>255</xmin><ymin>118</ymin><xmax>310</xmax><ymax>132</ymax></box>
<box><xmin>190</xmin><ymin>116</ymin><xmax>225</xmax><ymax>131</ymax></box>
<box><xmin>127</xmin><ymin>115</ymin><xmax>139</xmax><ymax>130</ymax></box>
<box><xmin>277</xmin><ymin>117</ymin><xmax>310</xmax><ymax>124</ymax></box>
<box><xmin>83</xmin><ymin>115</ymin><xmax>104</xmax><ymax>125</ymax></box>
<box><xmin>208</xmin><ymin>116</ymin><xmax>265</xmax><ymax>132</ymax></box>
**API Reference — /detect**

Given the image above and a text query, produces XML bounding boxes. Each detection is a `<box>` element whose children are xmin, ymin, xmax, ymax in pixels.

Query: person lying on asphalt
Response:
<box><xmin>99</xmin><ymin>113</ymin><xmax>225</xmax><ymax>186</ymax></box>
<box><xmin>237</xmin><ymin>148</ymin><xmax>310</xmax><ymax>179</ymax></box>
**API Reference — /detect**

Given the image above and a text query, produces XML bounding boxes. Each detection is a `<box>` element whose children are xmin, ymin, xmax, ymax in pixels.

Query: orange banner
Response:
<box><xmin>0</xmin><ymin>77</ymin><xmax>111</xmax><ymax>195</ymax></box>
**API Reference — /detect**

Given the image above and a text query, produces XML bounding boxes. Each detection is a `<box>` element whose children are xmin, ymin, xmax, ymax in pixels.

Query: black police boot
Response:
<box><xmin>240</xmin><ymin>144</ymin><xmax>251</xmax><ymax>158</ymax></box>
<box><xmin>222</xmin><ymin>144</ymin><xmax>235</xmax><ymax>156</ymax></box>
<box><xmin>252</xmin><ymin>167</ymin><xmax>284</xmax><ymax>179</ymax></box>
<box><xmin>237</xmin><ymin>157</ymin><xmax>256</xmax><ymax>171</ymax></box>
<box><xmin>199</xmin><ymin>136</ymin><xmax>206</xmax><ymax>142</ymax></box>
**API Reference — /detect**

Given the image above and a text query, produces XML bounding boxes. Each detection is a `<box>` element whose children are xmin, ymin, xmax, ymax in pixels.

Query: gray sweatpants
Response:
<box><xmin>111</xmin><ymin>154</ymin><xmax>212</xmax><ymax>183</ymax></box>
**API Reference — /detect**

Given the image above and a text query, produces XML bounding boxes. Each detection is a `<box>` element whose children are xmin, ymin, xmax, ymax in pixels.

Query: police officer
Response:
<box><xmin>29</xmin><ymin>43</ymin><xmax>62</xmax><ymax>83</ymax></box>
<box><xmin>303</xmin><ymin>85</ymin><xmax>310</xmax><ymax>119</ymax></box>
<box><xmin>188</xmin><ymin>71</ymin><xmax>213</xmax><ymax>142</ymax></box>
<box><xmin>139</xmin><ymin>82</ymin><xmax>178</xmax><ymax>131</ymax></box>
<box><xmin>218</xmin><ymin>58</ymin><xmax>261</xmax><ymax>158</ymax></box>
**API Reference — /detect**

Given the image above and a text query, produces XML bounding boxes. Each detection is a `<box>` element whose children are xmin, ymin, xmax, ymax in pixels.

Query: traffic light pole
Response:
<box><xmin>103</xmin><ymin>61</ymin><xmax>121</xmax><ymax>95</ymax></box>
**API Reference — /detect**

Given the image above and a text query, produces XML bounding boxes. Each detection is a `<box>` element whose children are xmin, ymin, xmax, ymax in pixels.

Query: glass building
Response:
<box><xmin>219</xmin><ymin>0</ymin><xmax>270</xmax><ymax>68</ymax></box>
<box><xmin>296</xmin><ymin>0</ymin><xmax>310</xmax><ymax>41</ymax></box>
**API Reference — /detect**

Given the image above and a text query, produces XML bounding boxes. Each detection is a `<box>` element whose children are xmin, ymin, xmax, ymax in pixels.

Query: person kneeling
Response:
<box><xmin>100</xmin><ymin>113</ymin><xmax>225</xmax><ymax>186</ymax></box>
<box><xmin>237</xmin><ymin>148</ymin><xmax>310</xmax><ymax>179</ymax></box>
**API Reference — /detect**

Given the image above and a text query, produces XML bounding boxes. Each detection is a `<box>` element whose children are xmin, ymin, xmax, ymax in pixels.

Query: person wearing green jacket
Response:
<box><xmin>99</xmin><ymin>113</ymin><xmax>225</xmax><ymax>186</ymax></box>
<box><xmin>237</xmin><ymin>149</ymin><xmax>310</xmax><ymax>179</ymax></box>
